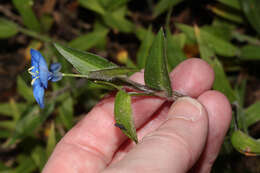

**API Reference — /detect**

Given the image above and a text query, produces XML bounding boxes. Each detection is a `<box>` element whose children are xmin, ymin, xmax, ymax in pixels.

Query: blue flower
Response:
<box><xmin>28</xmin><ymin>49</ymin><xmax>62</xmax><ymax>108</ymax></box>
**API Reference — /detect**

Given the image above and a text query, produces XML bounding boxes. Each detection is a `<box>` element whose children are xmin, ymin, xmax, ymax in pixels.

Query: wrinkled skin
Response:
<box><xmin>43</xmin><ymin>58</ymin><xmax>232</xmax><ymax>173</ymax></box>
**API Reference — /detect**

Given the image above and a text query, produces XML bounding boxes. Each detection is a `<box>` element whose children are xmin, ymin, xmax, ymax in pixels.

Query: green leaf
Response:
<box><xmin>114</xmin><ymin>90</ymin><xmax>138</xmax><ymax>143</ymax></box>
<box><xmin>194</xmin><ymin>26</ymin><xmax>237</xmax><ymax>102</ymax></box>
<box><xmin>135</xmin><ymin>27</ymin><xmax>150</xmax><ymax>41</ymax></box>
<box><xmin>153</xmin><ymin>0</ymin><xmax>183</xmax><ymax>17</ymax></box>
<box><xmin>40</xmin><ymin>14</ymin><xmax>54</xmax><ymax>32</ymax></box>
<box><xmin>78</xmin><ymin>0</ymin><xmax>105</xmax><ymax>15</ymax></box>
<box><xmin>0</xmin><ymin>120</ymin><xmax>15</xmax><ymax>130</ymax></box>
<box><xmin>202</xmin><ymin>25</ymin><xmax>232</xmax><ymax>41</ymax></box>
<box><xmin>218</xmin><ymin>0</ymin><xmax>241</xmax><ymax>10</ymax></box>
<box><xmin>12</xmin><ymin>0</ymin><xmax>41</xmax><ymax>32</ymax></box>
<box><xmin>144</xmin><ymin>28</ymin><xmax>172</xmax><ymax>97</ymax></box>
<box><xmin>0</xmin><ymin>18</ymin><xmax>19</xmax><ymax>38</ymax></box>
<box><xmin>172</xmin><ymin>33</ymin><xmax>186</xmax><ymax>49</ymax></box>
<box><xmin>137</xmin><ymin>26</ymin><xmax>154</xmax><ymax>68</ymax></box>
<box><xmin>166</xmin><ymin>30</ymin><xmax>186</xmax><ymax>71</ymax></box>
<box><xmin>177</xmin><ymin>23</ymin><xmax>239</xmax><ymax>57</ymax></box>
<box><xmin>17</xmin><ymin>76</ymin><xmax>34</xmax><ymax>103</ymax></box>
<box><xmin>14</xmin><ymin>155</ymin><xmax>37</xmax><ymax>173</ymax></box>
<box><xmin>212</xmin><ymin>59</ymin><xmax>237</xmax><ymax>102</ymax></box>
<box><xmin>0</xmin><ymin>103</ymin><xmax>26</xmax><ymax>117</ymax></box>
<box><xmin>0</xmin><ymin>130</ymin><xmax>12</xmax><ymax>138</ymax></box>
<box><xmin>209</xmin><ymin>5</ymin><xmax>243</xmax><ymax>23</ymax></box>
<box><xmin>68</xmin><ymin>29</ymin><xmax>109</xmax><ymax>51</ymax></box>
<box><xmin>231</xmin><ymin>130</ymin><xmax>260</xmax><ymax>156</ymax></box>
<box><xmin>232</xmin><ymin>31</ymin><xmax>260</xmax><ymax>45</ymax></box>
<box><xmin>240</xmin><ymin>45</ymin><xmax>260</xmax><ymax>60</ymax></box>
<box><xmin>245</xmin><ymin>101</ymin><xmax>260</xmax><ymax>127</ymax></box>
<box><xmin>199</xmin><ymin>26</ymin><xmax>239</xmax><ymax>57</ymax></box>
<box><xmin>240</xmin><ymin>0</ymin><xmax>260</xmax><ymax>35</ymax></box>
<box><xmin>58</xmin><ymin>97</ymin><xmax>74</xmax><ymax>130</ymax></box>
<box><xmin>102</xmin><ymin>6</ymin><xmax>134</xmax><ymax>33</ymax></box>
<box><xmin>54</xmin><ymin>43</ymin><xmax>117</xmax><ymax>75</ymax></box>
<box><xmin>31</xmin><ymin>146</ymin><xmax>47</xmax><ymax>170</ymax></box>
<box><xmin>100</xmin><ymin>0</ymin><xmax>129</xmax><ymax>11</ymax></box>
<box><xmin>194</xmin><ymin>25</ymin><xmax>215</xmax><ymax>64</ymax></box>
<box><xmin>89</xmin><ymin>67</ymin><xmax>139</xmax><ymax>81</ymax></box>
<box><xmin>0</xmin><ymin>161</ymin><xmax>9</xmax><ymax>171</ymax></box>
<box><xmin>175</xmin><ymin>23</ymin><xmax>196</xmax><ymax>42</ymax></box>
<box><xmin>46</xmin><ymin>123</ymin><xmax>56</xmax><ymax>157</ymax></box>
<box><xmin>9</xmin><ymin>103</ymin><xmax>54</xmax><ymax>145</ymax></box>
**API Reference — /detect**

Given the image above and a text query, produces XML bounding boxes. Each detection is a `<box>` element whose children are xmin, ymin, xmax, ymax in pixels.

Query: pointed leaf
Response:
<box><xmin>137</xmin><ymin>26</ymin><xmax>154</xmax><ymax>68</ymax></box>
<box><xmin>114</xmin><ymin>90</ymin><xmax>138</xmax><ymax>143</ymax></box>
<box><xmin>54</xmin><ymin>43</ymin><xmax>117</xmax><ymax>75</ymax></box>
<box><xmin>102</xmin><ymin>6</ymin><xmax>134</xmax><ymax>33</ymax></box>
<box><xmin>46</xmin><ymin>123</ymin><xmax>56</xmax><ymax>157</ymax></box>
<box><xmin>208</xmin><ymin>5</ymin><xmax>243</xmax><ymax>23</ymax></box>
<box><xmin>166</xmin><ymin>30</ymin><xmax>186</xmax><ymax>70</ymax></box>
<box><xmin>0</xmin><ymin>18</ymin><xmax>18</xmax><ymax>38</ymax></box>
<box><xmin>68</xmin><ymin>29</ymin><xmax>109</xmax><ymax>51</ymax></box>
<box><xmin>194</xmin><ymin>25</ymin><xmax>215</xmax><ymax>64</ymax></box>
<box><xmin>218</xmin><ymin>0</ymin><xmax>241</xmax><ymax>10</ymax></box>
<box><xmin>12</xmin><ymin>0</ymin><xmax>41</xmax><ymax>32</ymax></box>
<box><xmin>9</xmin><ymin>103</ymin><xmax>54</xmax><ymax>145</ymax></box>
<box><xmin>240</xmin><ymin>0</ymin><xmax>260</xmax><ymax>35</ymax></box>
<box><xmin>212</xmin><ymin>59</ymin><xmax>237</xmax><ymax>102</ymax></box>
<box><xmin>17</xmin><ymin>76</ymin><xmax>34</xmax><ymax>103</ymax></box>
<box><xmin>0</xmin><ymin>103</ymin><xmax>26</xmax><ymax>117</ymax></box>
<box><xmin>31</xmin><ymin>146</ymin><xmax>47</xmax><ymax>170</ymax></box>
<box><xmin>89</xmin><ymin>67</ymin><xmax>139</xmax><ymax>81</ymax></box>
<box><xmin>78</xmin><ymin>0</ymin><xmax>105</xmax><ymax>15</ymax></box>
<box><xmin>240</xmin><ymin>45</ymin><xmax>260</xmax><ymax>60</ymax></box>
<box><xmin>231</xmin><ymin>130</ymin><xmax>260</xmax><ymax>156</ymax></box>
<box><xmin>58</xmin><ymin>97</ymin><xmax>74</xmax><ymax>130</ymax></box>
<box><xmin>245</xmin><ymin>101</ymin><xmax>260</xmax><ymax>127</ymax></box>
<box><xmin>100</xmin><ymin>0</ymin><xmax>129</xmax><ymax>11</ymax></box>
<box><xmin>144</xmin><ymin>28</ymin><xmax>172</xmax><ymax>97</ymax></box>
<box><xmin>194</xmin><ymin>26</ymin><xmax>237</xmax><ymax>102</ymax></box>
<box><xmin>154</xmin><ymin>0</ymin><xmax>183</xmax><ymax>17</ymax></box>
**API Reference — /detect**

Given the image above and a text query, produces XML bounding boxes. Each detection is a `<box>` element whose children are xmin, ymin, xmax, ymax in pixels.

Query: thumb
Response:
<box><xmin>104</xmin><ymin>97</ymin><xmax>209</xmax><ymax>173</ymax></box>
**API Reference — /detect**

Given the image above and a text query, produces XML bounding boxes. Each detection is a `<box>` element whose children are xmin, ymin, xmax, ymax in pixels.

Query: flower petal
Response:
<box><xmin>50</xmin><ymin>63</ymin><xmax>62</xmax><ymax>73</ymax></box>
<box><xmin>38</xmin><ymin>53</ymin><xmax>49</xmax><ymax>89</ymax></box>
<box><xmin>33</xmin><ymin>83</ymin><xmax>45</xmax><ymax>108</ymax></box>
<box><xmin>50</xmin><ymin>72</ymin><xmax>63</xmax><ymax>82</ymax></box>
<box><xmin>30</xmin><ymin>49</ymin><xmax>40</xmax><ymax>67</ymax></box>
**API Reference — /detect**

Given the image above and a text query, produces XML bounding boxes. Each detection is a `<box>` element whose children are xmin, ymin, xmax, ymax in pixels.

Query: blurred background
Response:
<box><xmin>0</xmin><ymin>0</ymin><xmax>260</xmax><ymax>172</ymax></box>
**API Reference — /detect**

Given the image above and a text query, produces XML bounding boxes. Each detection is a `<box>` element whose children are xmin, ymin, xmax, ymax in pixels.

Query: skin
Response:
<box><xmin>43</xmin><ymin>58</ymin><xmax>232</xmax><ymax>173</ymax></box>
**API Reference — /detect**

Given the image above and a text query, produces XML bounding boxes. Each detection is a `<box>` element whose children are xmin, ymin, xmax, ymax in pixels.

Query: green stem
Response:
<box><xmin>232</xmin><ymin>31</ymin><xmax>260</xmax><ymax>46</ymax></box>
<box><xmin>61</xmin><ymin>73</ymin><xmax>185</xmax><ymax>101</ymax></box>
<box><xmin>62</xmin><ymin>73</ymin><xmax>89</xmax><ymax>78</ymax></box>
<box><xmin>18</xmin><ymin>26</ymin><xmax>52</xmax><ymax>42</ymax></box>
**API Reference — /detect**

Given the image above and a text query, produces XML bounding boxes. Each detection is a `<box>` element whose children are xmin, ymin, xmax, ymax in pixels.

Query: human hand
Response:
<box><xmin>42</xmin><ymin>58</ymin><xmax>232</xmax><ymax>173</ymax></box>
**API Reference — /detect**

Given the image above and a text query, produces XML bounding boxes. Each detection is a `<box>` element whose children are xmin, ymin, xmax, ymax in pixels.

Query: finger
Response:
<box><xmin>111</xmin><ymin>58</ymin><xmax>215</xmax><ymax>163</ymax></box>
<box><xmin>170</xmin><ymin>58</ymin><xmax>214</xmax><ymax>98</ymax></box>
<box><xmin>192</xmin><ymin>90</ymin><xmax>232</xmax><ymax>173</ymax></box>
<box><xmin>104</xmin><ymin>97</ymin><xmax>208</xmax><ymax>173</ymax></box>
<box><xmin>43</xmin><ymin>58</ymin><xmax>214</xmax><ymax>172</ymax></box>
<box><xmin>110</xmin><ymin>102</ymin><xmax>172</xmax><ymax>164</ymax></box>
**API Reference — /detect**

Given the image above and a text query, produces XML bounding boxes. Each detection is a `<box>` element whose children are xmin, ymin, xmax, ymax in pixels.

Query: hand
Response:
<box><xmin>42</xmin><ymin>58</ymin><xmax>232</xmax><ymax>173</ymax></box>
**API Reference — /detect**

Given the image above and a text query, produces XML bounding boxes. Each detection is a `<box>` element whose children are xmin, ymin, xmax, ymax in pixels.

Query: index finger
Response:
<box><xmin>43</xmin><ymin>58</ymin><xmax>214</xmax><ymax>173</ymax></box>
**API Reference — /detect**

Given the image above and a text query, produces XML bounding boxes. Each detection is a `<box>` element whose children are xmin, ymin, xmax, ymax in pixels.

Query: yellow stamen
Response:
<box><xmin>31</xmin><ymin>76</ymin><xmax>39</xmax><ymax>85</ymax></box>
<box><xmin>28</xmin><ymin>66</ymin><xmax>34</xmax><ymax>72</ymax></box>
<box><xmin>28</xmin><ymin>66</ymin><xmax>39</xmax><ymax>77</ymax></box>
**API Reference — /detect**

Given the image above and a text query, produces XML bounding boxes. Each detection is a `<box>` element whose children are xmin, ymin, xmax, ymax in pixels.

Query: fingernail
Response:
<box><xmin>168</xmin><ymin>97</ymin><xmax>203</xmax><ymax>122</ymax></box>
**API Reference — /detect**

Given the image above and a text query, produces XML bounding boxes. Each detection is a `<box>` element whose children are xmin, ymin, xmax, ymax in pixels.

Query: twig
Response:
<box><xmin>0</xmin><ymin>5</ymin><xmax>22</xmax><ymax>23</ymax></box>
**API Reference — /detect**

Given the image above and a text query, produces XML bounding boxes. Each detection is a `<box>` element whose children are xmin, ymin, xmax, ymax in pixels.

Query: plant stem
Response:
<box><xmin>62</xmin><ymin>73</ymin><xmax>89</xmax><ymax>78</ymax></box>
<box><xmin>61</xmin><ymin>73</ymin><xmax>185</xmax><ymax>101</ymax></box>
<box><xmin>18</xmin><ymin>26</ymin><xmax>52</xmax><ymax>42</ymax></box>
